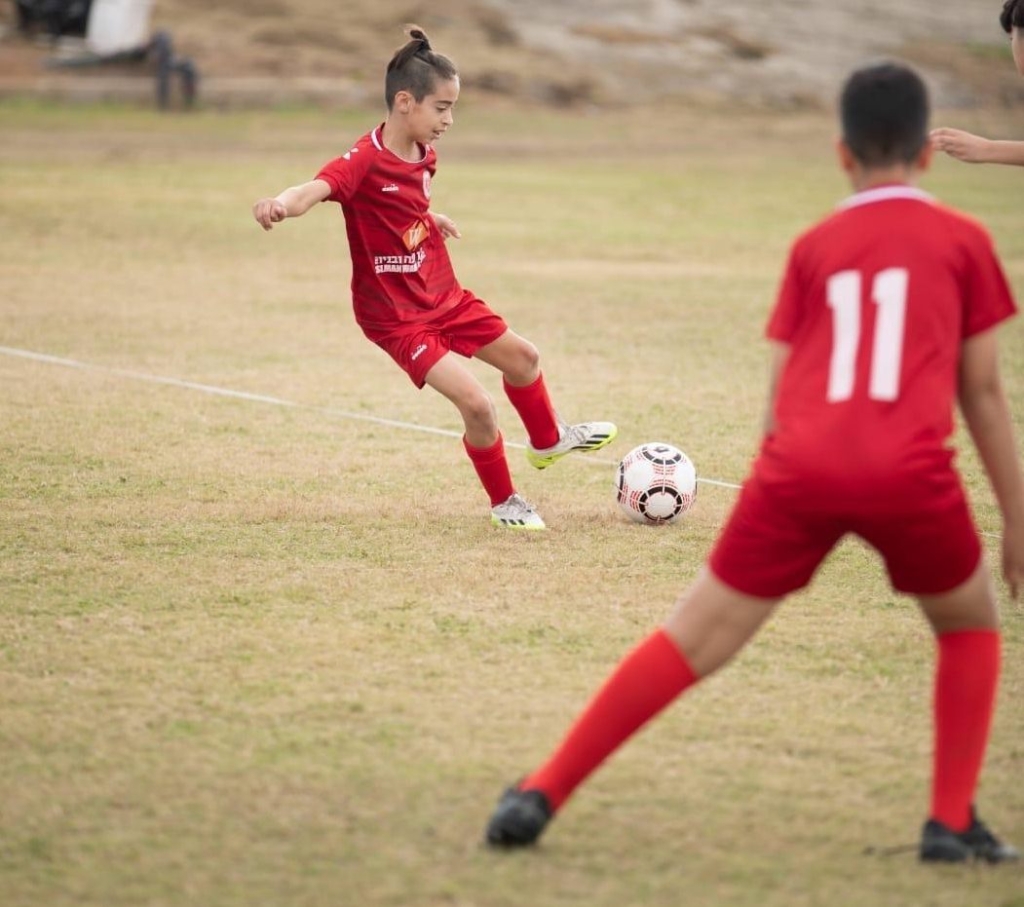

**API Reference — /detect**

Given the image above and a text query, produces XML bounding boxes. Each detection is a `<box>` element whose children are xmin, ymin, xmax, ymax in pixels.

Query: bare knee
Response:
<box><xmin>458</xmin><ymin>389</ymin><xmax>498</xmax><ymax>438</ymax></box>
<box><xmin>917</xmin><ymin>561</ymin><xmax>999</xmax><ymax>635</ymax></box>
<box><xmin>504</xmin><ymin>340</ymin><xmax>541</xmax><ymax>385</ymax></box>
<box><xmin>663</xmin><ymin>570</ymin><xmax>779</xmax><ymax>677</ymax></box>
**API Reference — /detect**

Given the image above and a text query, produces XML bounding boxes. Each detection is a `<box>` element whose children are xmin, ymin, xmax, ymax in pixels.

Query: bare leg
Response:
<box><xmin>916</xmin><ymin>559</ymin><xmax>998</xmax><ymax>634</ymax></box>
<box><xmin>423</xmin><ymin>353</ymin><xmax>521</xmax><ymax>509</ymax></box>
<box><xmin>664</xmin><ymin>568</ymin><xmax>781</xmax><ymax>677</ymax></box>
<box><xmin>423</xmin><ymin>353</ymin><xmax>499</xmax><ymax>447</ymax></box>
<box><xmin>474</xmin><ymin>329</ymin><xmax>540</xmax><ymax>386</ymax></box>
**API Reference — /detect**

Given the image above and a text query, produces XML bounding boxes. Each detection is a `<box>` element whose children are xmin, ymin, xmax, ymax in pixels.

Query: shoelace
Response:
<box><xmin>501</xmin><ymin>493</ymin><xmax>536</xmax><ymax>517</ymax></box>
<box><xmin>560</xmin><ymin>422</ymin><xmax>592</xmax><ymax>447</ymax></box>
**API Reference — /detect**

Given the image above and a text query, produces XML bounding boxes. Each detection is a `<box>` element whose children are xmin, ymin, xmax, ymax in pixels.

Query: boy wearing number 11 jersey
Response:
<box><xmin>486</xmin><ymin>63</ymin><xmax>1024</xmax><ymax>863</ymax></box>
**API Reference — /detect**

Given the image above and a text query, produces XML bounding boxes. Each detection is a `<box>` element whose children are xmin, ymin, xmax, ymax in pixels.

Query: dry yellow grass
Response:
<box><xmin>0</xmin><ymin>99</ymin><xmax>1022</xmax><ymax>907</ymax></box>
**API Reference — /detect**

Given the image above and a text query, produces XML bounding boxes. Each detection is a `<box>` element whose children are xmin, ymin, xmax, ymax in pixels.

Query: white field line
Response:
<box><xmin>0</xmin><ymin>345</ymin><xmax>744</xmax><ymax>489</ymax></box>
<box><xmin>0</xmin><ymin>343</ymin><xmax>1007</xmax><ymax>541</ymax></box>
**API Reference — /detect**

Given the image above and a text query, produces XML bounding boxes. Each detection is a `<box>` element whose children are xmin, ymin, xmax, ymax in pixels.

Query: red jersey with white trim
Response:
<box><xmin>759</xmin><ymin>185</ymin><xmax>1016</xmax><ymax>503</ymax></box>
<box><xmin>316</xmin><ymin>125</ymin><xmax>462</xmax><ymax>340</ymax></box>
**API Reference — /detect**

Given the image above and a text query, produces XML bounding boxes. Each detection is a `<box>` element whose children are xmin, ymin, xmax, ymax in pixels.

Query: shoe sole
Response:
<box><xmin>920</xmin><ymin>844</ymin><xmax>970</xmax><ymax>863</ymax></box>
<box><xmin>527</xmin><ymin>426</ymin><xmax>619</xmax><ymax>470</ymax></box>
<box><xmin>491</xmin><ymin>518</ymin><xmax>547</xmax><ymax>531</ymax></box>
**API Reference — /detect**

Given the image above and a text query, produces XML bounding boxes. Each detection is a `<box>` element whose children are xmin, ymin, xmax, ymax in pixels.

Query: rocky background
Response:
<box><xmin>1</xmin><ymin>0</ymin><xmax>1020</xmax><ymax>109</ymax></box>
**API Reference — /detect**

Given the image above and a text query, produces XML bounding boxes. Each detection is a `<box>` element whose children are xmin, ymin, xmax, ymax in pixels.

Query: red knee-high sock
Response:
<box><xmin>930</xmin><ymin>629</ymin><xmax>1000</xmax><ymax>831</ymax></box>
<box><xmin>503</xmin><ymin>374</ymin><xmax>560</xmax><ymax>450</ymax></box>
<box><xmin>463</xmin><ymin>434</ymin><xmax>515</xmax><ymax>506</ymax></box>
<box><xmin>522</xmin><ymin>629</ymin><xmax>699</xmax><ymax>810</ymax></box>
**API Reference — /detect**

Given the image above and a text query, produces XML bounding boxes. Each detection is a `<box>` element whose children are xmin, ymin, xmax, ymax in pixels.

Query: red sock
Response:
<box><xmin>463</xmin><ymin>434</ymin><xmax>515</xmax><ymax>506</ymax></box>
<box><xmin>503</xmin><ymin>374</ymin><xmax>560</xmax><ymax>450</ymax></box>
<box><xmin>930</xmin><ymin>629</ymin><xmax>1000</xmax><ymax>831</ymax></box>
<box><xmin>522</xmin><ymin>629</ymin><xmax>699</xmax><ymax>810</ymax></box>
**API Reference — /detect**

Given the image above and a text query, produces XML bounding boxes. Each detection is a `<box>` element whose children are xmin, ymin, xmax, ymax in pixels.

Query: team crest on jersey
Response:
<box><xmin>403</xmin><ymin>219</ymin><xmax>429</xmax><ymax>252</ymax></box>
<box><xmin>422</xmin><ymin>171</ymin><xmax>431</xmax><ymax>200</ymax></box>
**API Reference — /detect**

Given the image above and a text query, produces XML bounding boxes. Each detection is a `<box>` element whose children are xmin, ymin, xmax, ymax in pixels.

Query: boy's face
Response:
<box><xmin>406</xmin><ymin>77</ymin><xmax>460</xmax><ymax>145</ymax></box>
<box><xmin>1013</xmin><ymin>26</ymin><xmax>1024</xmax><ymax>76</ymax></box>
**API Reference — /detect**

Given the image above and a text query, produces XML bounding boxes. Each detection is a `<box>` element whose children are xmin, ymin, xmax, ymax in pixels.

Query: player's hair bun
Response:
<box><xmin>407</xmin><ymin>26</ymin><xmax>431</xmax><ymax>51</ymax></box>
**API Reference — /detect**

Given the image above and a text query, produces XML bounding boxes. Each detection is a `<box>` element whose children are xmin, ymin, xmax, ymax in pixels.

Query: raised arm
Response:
<box><xmin>958</xmin><ymin>327</ymin><xmax>1024</xmax><ymax>598</ymax></box>
<box><xmin>930</xmin><ymin>128</ymin><xmax>1024</xmax><ymax>167</ymax></box>
<box><xmin>253</xmin><ymin>179</ymin><xmax>332</xmax><ymax>230</ymax></box>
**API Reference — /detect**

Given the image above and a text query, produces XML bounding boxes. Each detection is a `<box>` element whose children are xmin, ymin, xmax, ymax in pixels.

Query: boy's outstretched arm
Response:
<box><xmin>958</xmin><ymin>327</ymin><xmax>1024</xmax><ymax>599</ymax></box>
<box><xmin>930</xmin><ymin>128</ymin><xmax>1024</xmax><ymax>166</ymax></box>
<box><xmin>253</xmin><ymin>179</ymin><xmax>332</xmax><ymax>230</ymax></box>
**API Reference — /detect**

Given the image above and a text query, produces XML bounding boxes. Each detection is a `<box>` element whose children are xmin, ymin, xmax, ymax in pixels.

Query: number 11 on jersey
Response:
<box><xmin>826</xmin><ymin>268</ymin><xmax>909</xmax><ymax>403</ymax></box>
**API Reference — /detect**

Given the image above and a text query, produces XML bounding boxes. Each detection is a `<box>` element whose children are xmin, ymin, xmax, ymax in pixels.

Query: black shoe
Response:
<box><xmin>485</xmin><ymin>785</ymin><xmax>553</xmax><ymax>847</ymax></box>
<box><xmin>920</xmin><ymin>812</ymin><xmax>1020</xmax><ymax>864</ymax></box>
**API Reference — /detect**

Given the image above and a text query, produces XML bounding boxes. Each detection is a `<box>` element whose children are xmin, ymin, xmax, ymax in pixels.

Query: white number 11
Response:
<box><xmin>825</xmin><ymin>268</ymin><xmax>908</xmax><ymax>402</ymax></box>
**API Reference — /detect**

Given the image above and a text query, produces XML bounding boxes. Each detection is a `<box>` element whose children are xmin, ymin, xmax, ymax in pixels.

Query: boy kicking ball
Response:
<box><xmin>253</xmin><ymin>27</ymin><xmax>616</xmax><ymax>530</ymax></box>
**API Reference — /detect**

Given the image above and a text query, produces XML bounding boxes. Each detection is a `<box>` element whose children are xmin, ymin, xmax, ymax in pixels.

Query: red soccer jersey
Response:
<box><xmin>316</xmin><ymin>125</ymin><xmax>462</xmax><ymax>340</ymax></box>
<box><xmin>760</xmin><ymin>185</ymin><xmax>1017</xmax><ymax>503</ymax></box>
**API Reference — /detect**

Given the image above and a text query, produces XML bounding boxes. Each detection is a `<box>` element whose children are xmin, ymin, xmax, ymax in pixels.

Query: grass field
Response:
<box><xmin>1</xmin><ymin>98</ymin><xmax>1022</xmax><ymax>907</ymax></box>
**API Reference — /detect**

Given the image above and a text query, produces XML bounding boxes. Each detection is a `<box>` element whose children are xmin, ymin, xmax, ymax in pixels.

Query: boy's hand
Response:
<box><xmin>930</xmin><ymin>128</ymin><xmax>991</xmax><ymax>163</ymax></box>
<box><xmin>253</xmin><ymin>198</ymin><xmax>289</xmax><ymax>231</ymax></box>
<box><xmin>431</xmin><ymin>212</ymin><xmax>461</xmax><ymax>240</ymax></box>
<box><xmin>1003</xmin><ymin>519</ymin><xmax>1024</xmax><ymax>601</ymax></box>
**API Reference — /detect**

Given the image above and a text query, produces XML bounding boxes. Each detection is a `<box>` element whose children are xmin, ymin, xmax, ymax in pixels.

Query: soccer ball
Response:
<box><xmin>615</xmin><ymin>442</ymin><xmax>697</xmax><ymax>525</ymax></box>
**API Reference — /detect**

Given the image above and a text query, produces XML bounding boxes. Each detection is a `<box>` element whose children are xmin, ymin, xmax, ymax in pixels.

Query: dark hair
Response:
<box><xmin>1000</xmin><ymin>0</ymin><xmax>1024</xmax><ymax>33</ymax></box>
<box><xmin>839</xmin><ymin>63</ymin><xmax>929</xmax><ymax>167</ymax></box>
<box><xmin>384</xmin><ymin>26</ymin><xmax>458</xmax><ymax>109</ymax></box>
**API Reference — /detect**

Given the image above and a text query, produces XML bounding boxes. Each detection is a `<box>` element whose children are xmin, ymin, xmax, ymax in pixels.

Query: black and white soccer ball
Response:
<box><xmin>616</xmin><ymin>442</ymin><xmax>697</xmax><ymax>525</ymax></box>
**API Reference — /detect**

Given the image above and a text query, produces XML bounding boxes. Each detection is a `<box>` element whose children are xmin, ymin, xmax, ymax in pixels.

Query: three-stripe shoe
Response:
<box><xmin>491</xmin><ymin>493</ymin><xmax>546</xmax><ymax>531</ymax></box>
<box><xmin>919</xmin><ymin>811</ymin><xmax>1019</xmax><ymax>864</ymax></box>
<box><xmin>485</xmin><ymin>785</ymin><xmax>553</xmax><ymax>847</ymax></box>
<box><xmin>526</xmin><ymin>421</ymin><xmax>618</xmax><ymax>470</ymax></box>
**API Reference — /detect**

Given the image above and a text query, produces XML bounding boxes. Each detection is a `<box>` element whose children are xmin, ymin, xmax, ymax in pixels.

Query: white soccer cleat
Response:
<box><xmin>526</xmin><ymin>421</ymin><xmax>618</xmax><ymax>470</ymax></box>
<box><xmin>491</xmin><ymin>493</ymin><xmax>547</xmax><ymax>530</ymax></box>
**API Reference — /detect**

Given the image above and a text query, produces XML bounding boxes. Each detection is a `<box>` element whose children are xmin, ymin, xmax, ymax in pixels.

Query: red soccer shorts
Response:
<box><xmin>709</xmin><ymin>467</ymin><xmax>983</xmax><ymax>599</ymax></box>
<box><xmin>371</xmin><ymin>290</ymin><xmax>509</xmax><ymax>388</ymax></box>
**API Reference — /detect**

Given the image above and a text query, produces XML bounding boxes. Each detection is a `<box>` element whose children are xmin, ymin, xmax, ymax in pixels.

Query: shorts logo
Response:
<box><xmin>411</xmin><ymin>343</ymin><xmax>428</xmax><ymax>361</ymax></box>
<box><xmin>403</xmin><ymin>219</ymin><xmax>429</xmax><ymax>252</ymax></box>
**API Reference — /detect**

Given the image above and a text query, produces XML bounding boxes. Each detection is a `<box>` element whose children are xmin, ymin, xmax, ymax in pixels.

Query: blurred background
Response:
<box><xmin>0</xmin><ymin>0</ymin><xmax>1021</xmax><ymax>111</ymax></box>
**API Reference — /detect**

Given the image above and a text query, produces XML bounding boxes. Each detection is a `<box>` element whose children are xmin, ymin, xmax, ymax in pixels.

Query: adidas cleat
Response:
<box><xmin>526</xmin><ymin>421</ymin><xmax>618</xmax><ymax>470</ymax></box>
<box><xmin>491</xmin><ymin>493</ymin><xmax>546</xmax><ymax>530</ymax></box>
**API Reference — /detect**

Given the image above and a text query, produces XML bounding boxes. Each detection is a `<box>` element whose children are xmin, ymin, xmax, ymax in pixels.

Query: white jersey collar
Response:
<box><xmin>837</xmin><ymin>185</ymin><xmax>934</xmax><ymax>210</ymax></box>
